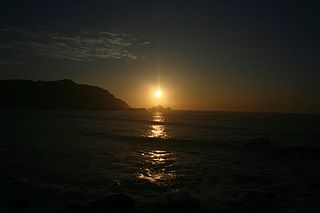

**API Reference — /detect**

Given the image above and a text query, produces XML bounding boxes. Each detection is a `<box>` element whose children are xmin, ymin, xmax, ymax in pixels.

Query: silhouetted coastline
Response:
<box><xmin>0</xmin><ymin>79</ymin><xmax>129</xmax><ymax>110</ymax></box>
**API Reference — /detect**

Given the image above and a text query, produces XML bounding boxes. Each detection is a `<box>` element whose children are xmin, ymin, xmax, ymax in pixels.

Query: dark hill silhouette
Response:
<box><xmin>0</xmin><ymin>79</ymin><xmax>129</xmax><ymax>110</ymax></box>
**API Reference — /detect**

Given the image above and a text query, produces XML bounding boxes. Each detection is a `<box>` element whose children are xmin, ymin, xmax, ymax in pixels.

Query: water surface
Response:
<box><xmin>0</xmin><ymin>110</ymin><xmax>319</xmax><ymax>212</ymax></box>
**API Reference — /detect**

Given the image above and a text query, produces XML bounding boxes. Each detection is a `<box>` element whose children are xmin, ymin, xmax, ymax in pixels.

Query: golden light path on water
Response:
<box><xmin>137</xmin><ymin>111</ymin><xmax>177</xmax><ymax>185</ymax></box>
<box><xmin>148</xmin><ymin>111</ymin><xmax>167</xmax><ymax>138</ymax></box>
<box><xmin>137</xmin><ymin>150</ymin><xmax>177</xmax><ymax>184</ymax></box>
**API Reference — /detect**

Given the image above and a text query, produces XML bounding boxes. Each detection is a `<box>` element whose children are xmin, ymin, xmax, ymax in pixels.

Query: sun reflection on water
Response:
<box><xmin>137</xmin><ymin>150</ymin><xmax>177</xmax><ymax>185</ymax></box>
<box><xmin>137</xmin><ymin>112</ymin><xmax>177</xmax><ymax>185</ymax></box>
<box><xmin>148</xmin><ymin>112</ymin><xmax>167</xmax><ymax>138</ymax></box>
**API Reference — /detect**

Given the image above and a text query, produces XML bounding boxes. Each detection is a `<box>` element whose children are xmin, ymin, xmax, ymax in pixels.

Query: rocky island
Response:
<box><xmin>148</xmin><ymin>105</ymin><xmax>172</xmax><ymax>112</ymax></box>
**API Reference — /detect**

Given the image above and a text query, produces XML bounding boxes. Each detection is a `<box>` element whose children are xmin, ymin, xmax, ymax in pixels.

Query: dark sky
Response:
<box><xmin>0</xmin><ymin>0</ymin><xmax>319</xmax><ymax>112</ymax></box>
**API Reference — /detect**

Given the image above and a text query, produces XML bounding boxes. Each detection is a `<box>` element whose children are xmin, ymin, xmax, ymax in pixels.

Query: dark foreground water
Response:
<box><xmin>0</xmin><ymin>110</ymin><xmax>320</xmax><ymax>212</ymax></box>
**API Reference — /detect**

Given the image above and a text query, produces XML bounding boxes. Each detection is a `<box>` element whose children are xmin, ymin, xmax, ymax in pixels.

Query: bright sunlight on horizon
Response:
<box><xmin>155</xmin><ymin>89</ymin><xmax>162</xmax><ymax>99</ymax></box>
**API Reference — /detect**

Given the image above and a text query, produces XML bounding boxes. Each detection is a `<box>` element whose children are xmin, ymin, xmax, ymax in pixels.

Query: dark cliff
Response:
<box><xmin>0</xmin><ymin>79</ymin><xmax>129</xmax><ymax>110</ymax></box>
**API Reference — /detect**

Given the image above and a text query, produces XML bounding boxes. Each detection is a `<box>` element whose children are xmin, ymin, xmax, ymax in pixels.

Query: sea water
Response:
<box><xmin>0</xmin><ymin>110</ymin><xmax>319</xmax><ymax>212</ymax></box>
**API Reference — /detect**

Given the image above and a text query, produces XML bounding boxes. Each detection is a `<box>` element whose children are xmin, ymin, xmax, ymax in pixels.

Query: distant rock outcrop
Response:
<box><xmin>148</xmin><ymin>105</ymin><xmax>172</xmax><ymax>112</ymax></box>
<box><xmin>0</xmin><ymin>79</ymin><xmax>129</xmax><ymax>110</ymax></box>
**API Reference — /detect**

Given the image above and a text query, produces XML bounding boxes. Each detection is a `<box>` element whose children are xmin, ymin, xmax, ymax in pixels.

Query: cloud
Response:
<box><xmin>0</xmin><ymin>25</ymin><xmax>150</xmax><ymax>63</ymax></box>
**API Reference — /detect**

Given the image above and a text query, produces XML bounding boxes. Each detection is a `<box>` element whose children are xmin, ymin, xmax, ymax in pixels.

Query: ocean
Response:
<box><xmin>0</xmin><ymin>110</ymin><xmax>320</xmax><ymax>212</ymax></box>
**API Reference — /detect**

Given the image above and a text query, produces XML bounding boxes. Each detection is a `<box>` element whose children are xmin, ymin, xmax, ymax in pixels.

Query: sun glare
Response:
<box><xmin>155</xmin><ymin>89</ymin><xmax>162</xmax><ymax>98</ymax></box>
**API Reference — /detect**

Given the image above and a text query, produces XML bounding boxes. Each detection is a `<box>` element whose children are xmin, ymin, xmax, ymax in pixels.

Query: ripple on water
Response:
<box><xmin>137</xmin><ymin>150</ymin><xmax>178</xmax><ymax>185</ymax></box>
<box><xmin>147</xmin><ymin>112</ymin><xmax>168</xmax><ymax>139</ymax></box>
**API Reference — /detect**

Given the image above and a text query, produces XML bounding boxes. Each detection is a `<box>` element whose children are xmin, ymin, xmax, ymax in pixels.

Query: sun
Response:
<box><xmin>155</xmin><ymin>89</ymin><xmax>162</xmax><ymax>98</ymax></box>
